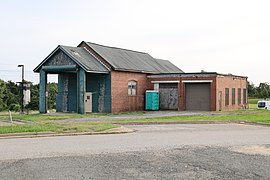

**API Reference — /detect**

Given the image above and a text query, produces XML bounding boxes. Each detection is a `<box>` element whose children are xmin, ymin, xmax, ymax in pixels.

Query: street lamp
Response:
<box><xmin>18</xmin><ymin>64</ymin><xmax>24</xmax><ymax>113</ymax></box>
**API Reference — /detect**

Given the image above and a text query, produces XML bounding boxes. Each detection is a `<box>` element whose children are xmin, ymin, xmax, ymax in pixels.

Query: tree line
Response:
<box><xmin>248</xmin><ymin>82</ymin><xmax>270</xmax><ymax>98</ymax></box>
<box><xmin>0</xmin><ymin>79</ymin><xmax>57</xmax><ymax>112</ymax></box>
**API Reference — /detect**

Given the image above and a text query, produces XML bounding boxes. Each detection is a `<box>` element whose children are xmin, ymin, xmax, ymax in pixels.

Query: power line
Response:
<box><xmin>0</xmin><ymin>69</ymin><xmax>33</xmax><ymax>73</ymax></box>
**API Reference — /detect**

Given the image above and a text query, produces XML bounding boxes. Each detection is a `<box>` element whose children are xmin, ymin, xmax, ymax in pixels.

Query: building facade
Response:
<box><xmin>147</xmin><ymin>73</ymin><xmax>247</xmax><ymax>111</ymax></box>
<box><xmin>34</xmin><ymin>41</ymin><xmax>247</xmax><ymax>114</ymax></box>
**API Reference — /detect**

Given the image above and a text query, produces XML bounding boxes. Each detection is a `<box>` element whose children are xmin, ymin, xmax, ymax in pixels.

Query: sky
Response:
<box><xmin>0</xmin><ymin>0</ymin><xmax>270</xmax><ymax>85</ymax></box>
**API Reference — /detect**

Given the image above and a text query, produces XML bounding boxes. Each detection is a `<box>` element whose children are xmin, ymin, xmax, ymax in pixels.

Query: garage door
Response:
<box><xmin>159</xmin><ymin>83</ymin><xmax>178</xmax><ymax>110</ymax></box>
<box><xmin>185</xmin><ymin>83</ymin><xmax>210</xmax><ymax>111</ymax></box>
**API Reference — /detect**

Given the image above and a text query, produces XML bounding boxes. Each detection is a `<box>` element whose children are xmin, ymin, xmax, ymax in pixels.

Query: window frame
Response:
<box><xmin>232</xmin><ymin>88</ymin><xmax>235</xmax><ymax>105</ymax></box>
<box><xmin>225</xmin><ymin>88</ymin><xmax>229</xmax><ymax>106</ymax></box>
<box><xmin>238</xmin><ymin>88</ymin><xmax>241</xmax><ymax>105</ymax></box>
<box><xmin>128</xmin><ymin>80</ymin><xmax>137</xmax><ymax>96</ymax></box>
<box><xmin>243</xmin><ymin>89</ymin><xmax>247</xmax><ymax>104</ymax></box>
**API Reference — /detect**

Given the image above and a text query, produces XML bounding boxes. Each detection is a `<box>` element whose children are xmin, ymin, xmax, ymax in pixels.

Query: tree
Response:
<box><xmin>47</xmin><ymin>83</ymin><xmax>58</xmax><ymax>110</ymax></box>
<box><xmin>26</xmin><ymin>84</ymin><xmax>39</xmax><ymax>110</ymax></box>
<box><xmin>0</xmin><ymin>79</ymin><xmax>8</xmax><ymax>111</ymax></box>
<box><xmin>248</xmin><ymin>81</ymin><xmax>256</xmax><ymax>97</ymax></box>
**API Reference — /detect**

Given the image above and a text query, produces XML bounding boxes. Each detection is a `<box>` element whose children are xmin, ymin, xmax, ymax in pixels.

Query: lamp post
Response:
<box><xmin>18</xmin><ymin>65</ymin><xmax>24</xmax><ymax>113</ymax></box>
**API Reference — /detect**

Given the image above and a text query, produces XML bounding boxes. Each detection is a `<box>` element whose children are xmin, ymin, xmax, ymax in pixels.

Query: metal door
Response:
<box><xmin>159</xmin><ymin>83</ymin><xmax>178</xmax><ymax>110</ymax></box>
<box><xmin>84</xmin><ymin>92</ymin><xmax>92</xmax><ymax>113</ymax></box>
<box><xmin>185</xmin><ymin>83</ymin><xmax>211</xmax><ymax>111</ymax></box>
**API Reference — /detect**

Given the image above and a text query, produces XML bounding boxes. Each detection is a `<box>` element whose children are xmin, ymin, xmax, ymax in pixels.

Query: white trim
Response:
<box><xmin>182</xmin><ymin>80</ymin><xmax>213</xmax><ymax>83</ymax></box>
<box><xmin>151</xmin><ymin>81</ymin><xmax>180</xmax><ymax>84</ymax></box>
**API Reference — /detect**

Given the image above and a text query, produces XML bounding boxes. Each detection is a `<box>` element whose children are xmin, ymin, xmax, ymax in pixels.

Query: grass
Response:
<box><xmin>0</xmin><ymin>122</ymin><xmax>119</xmax><ymax>134</ymax></box>
<box><xmin>112</xmin><ymin>109</ymin><xmax>270</xmax><ymax>124</ymax></box>
<box><xmin>249</xmin><ymin>98</ymin><xmax>260</xmax><ymax>104</ymax></box>
<box><xmin>0</xmin><ymin>105</ymin><xmax>270</xmax><ymax>135</ymax></box>
<box><xmin>248</xmin><ymin>98</ymin><xmax>260</xmax><ymax>109</ymax></box>
<box><xmin>0</xmin><ymin>112</ymin><xmax>109</xmax><ymax>122</ymax></box>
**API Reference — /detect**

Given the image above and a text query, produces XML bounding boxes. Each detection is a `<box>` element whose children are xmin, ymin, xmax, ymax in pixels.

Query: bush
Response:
<box><xmin>9</xmin><ymin>103</ymin><xmax>21</xmax><ymax>112</ymax></box>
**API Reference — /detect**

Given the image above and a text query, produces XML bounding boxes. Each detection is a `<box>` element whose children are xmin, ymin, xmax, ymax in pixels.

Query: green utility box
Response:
<box><xmin>145</xmin><ymin>90</ymin><xmax>159</xmax><ymax>110</ymax></box>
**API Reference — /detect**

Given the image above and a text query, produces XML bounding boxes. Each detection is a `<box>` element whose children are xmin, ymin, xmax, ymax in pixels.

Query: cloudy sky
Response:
<box><xmin>0</xmin><ymin>0</ymin><xmax>269</xmax><ymax>85</ymax></box>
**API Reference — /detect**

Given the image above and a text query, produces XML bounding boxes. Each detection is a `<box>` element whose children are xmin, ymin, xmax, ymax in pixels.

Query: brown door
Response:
<box><xmin>185</xmin><ymin>83</ymin><xmax>211</xmax><ymax>111</ymax></box>
<box><xmin>159</xmin><ymin>83</ymin><xmax>178</xmax><ymax>110</ymax></box>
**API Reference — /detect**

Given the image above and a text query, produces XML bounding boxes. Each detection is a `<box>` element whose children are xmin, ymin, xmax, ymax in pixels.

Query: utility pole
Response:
<box><xmin>18</xmin><ymin>64</ymin><xmax>24</xmax><ymax>114</ymax></box>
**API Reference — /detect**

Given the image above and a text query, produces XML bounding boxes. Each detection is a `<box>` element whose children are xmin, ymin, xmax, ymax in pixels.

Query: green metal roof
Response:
<box><xmin>85</xmin><ymin>42</ymin><xmax>184</xmax><ymax>74</ymax></box>
<box><xmin>60</xmin><ymin>46</ymin><xmax>109</xmax><ymax>73</ymax></box>
<box><xmin>34</xmin><ymin>45</ymin><xmax>109</xmax><ymax>73</ymax></box>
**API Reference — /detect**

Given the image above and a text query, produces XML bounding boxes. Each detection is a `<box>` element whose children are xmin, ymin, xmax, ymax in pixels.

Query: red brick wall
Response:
<box><xmin>147</xmin><ymin>76</ymin><xmax>217</xmax><ymax>111</ymax></box>
<box><xmin>216</xmin><ymin>75</ymin><xmax>247</xmax><ymax>110</ymax></box>
<box><xmin>111</xmin><ymin>71</ymin><xmax>148</xmax><ymax>113</ymax></box>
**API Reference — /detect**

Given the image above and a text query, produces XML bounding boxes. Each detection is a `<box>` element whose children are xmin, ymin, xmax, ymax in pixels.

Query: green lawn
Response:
<box><xmin>0</xmin><ymin>108</ymin><xmax>270</xmax><ymax>135</ymax></box>
<box><xmin>0</xmin><ymin>112</ymin><xmax>109</xmax><ymax>122</ymax></box>
<box><xmin>248</xmin><ymin>98</ymin><xmax>260</xmax><ymax>109</ymax></box>
<box><xmin>112</xmin><ymin>110</ymin><xmax>270</xmax><ymax>124</ymax></box>
<box><xmin>0</xmin><ymin>122</ymin><xmax>119</xmax><ymax>134</ymax></box>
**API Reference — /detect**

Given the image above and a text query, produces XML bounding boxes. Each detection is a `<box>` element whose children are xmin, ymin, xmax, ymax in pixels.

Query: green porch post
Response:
<box><xmin>39</xmin><ymin>69</ymin><xmax>47</xmax><ymax>113</ymax></box>
<box><xmin>77</xmin><ymin>68</ymin><xmax>85</xmax><ymax>114</ymax></box>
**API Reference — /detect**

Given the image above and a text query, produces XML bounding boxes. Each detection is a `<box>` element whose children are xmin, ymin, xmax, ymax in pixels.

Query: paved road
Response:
<box><xmin>0</xmin><ymin>124</ymin><xmax>270</xmax><ymax>179</ymax></box>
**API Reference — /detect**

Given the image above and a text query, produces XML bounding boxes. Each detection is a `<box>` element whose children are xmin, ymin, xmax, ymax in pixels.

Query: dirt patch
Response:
<box><xmin>231</xmin><ymin>145</ymin><xmax>270</xmax><ymax>156</ymax></box>
<box><xmin>0</xmin><ymin>120</ymin><xmax>30</xmax><ymax>126</ymax></box>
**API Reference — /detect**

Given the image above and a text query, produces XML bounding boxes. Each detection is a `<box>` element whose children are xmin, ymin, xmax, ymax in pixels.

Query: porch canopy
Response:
<box><xmin>34</xmin><ymin>45</ymin><xmax>109</xmax><ymax>114</ymax></box>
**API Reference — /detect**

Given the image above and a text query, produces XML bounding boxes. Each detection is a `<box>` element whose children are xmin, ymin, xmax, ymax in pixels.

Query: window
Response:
<box><xmin>232</xmin><ymin>88</ymin><xmax>235</xmax><ymax>105</ymax></box>
<box><xmin>243</xmin><ymin>89</ymin><xmax>247</xmax><ymax>104</ymax></box>
<box><xmin>128</xmin><ymin>80</ymin><xmax>137</xmax><ymax>96</ymax></box>
<box><xmin>225</xmin><ymin>88</ymin><xmax>229</xmax><ymax>106</ymax></box>
<box><xmin>238</xmin><ymin>88</ymin><xmax>241</xmax><ymax>105</ymax></box>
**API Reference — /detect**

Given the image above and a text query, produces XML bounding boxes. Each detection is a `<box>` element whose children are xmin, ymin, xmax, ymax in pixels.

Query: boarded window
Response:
<box><xmin>238</xmin><ymin>88</ymin><xmax>241</xmax><ymax>105</ymax></box>
<box><xmin>128</xmin><ymin>81</ymin><xmax>137</xmax><ymax>96</ymax></box>
<box><xmin>225</xmin><ymin>88</ymin><xmax>229</xmax><ymax>106</ymax></box>
<box><xmin>243</xmin><ymin>89</ymin><xmax>247</xmax><ymax>104</ymax></box>
<box><xmin>232</xmin><ymin>88</ymin><xmax>235</xmax><ymax>105</ymax></box>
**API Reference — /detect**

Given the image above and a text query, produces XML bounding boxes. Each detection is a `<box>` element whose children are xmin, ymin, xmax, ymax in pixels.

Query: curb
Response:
<box><xmin>0</xmin><ymin>121</ymin><xmax>269</xmax><ymax>139</ymax></box>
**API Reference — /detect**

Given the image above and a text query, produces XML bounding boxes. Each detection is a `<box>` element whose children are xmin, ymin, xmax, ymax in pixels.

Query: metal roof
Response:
<box><xmin>147</xmin><ymin>72</ymin><xmax>247</xmax><ymax>79</ymax></box>
<box><xmin>60</xmin><ymin>46</ymin><xmax>109</xmax><ymax>73</ymax></box>
<box><xmin>85</xmin><ymin>42</ymin><xmax>184</xmax><ymax>73</ymax></box>
<box><xmin>34</xmin><ymin>46</ymin><xmax>109</xmax><ymax>73</ymax></box>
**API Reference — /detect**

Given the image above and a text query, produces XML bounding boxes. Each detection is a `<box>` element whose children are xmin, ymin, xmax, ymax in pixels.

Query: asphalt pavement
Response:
<box><xmin>0</xmin><ymin>124</ymin><xmax>270</xmax><ymax>179</ymax></box>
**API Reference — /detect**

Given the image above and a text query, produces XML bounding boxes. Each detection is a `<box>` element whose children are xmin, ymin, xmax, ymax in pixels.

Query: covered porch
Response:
<box><xmin>34</xmin><ymin>45</ymin><xmax>110</xmax><ymax>114</ymax></box>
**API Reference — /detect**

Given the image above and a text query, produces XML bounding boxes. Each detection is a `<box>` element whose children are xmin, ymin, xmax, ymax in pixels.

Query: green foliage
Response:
<box><xmin>47</xmin><ymin>83</ymin><xmax>58</xmax><ymax>109</ymax></box>
<box><xmin>8</xmin><ymin>103</ymin><xmax>21</xmax><ymax>112</ymax></box>
<box><xmin>0</xmin><ymin>79</ymin><xmax>58</xmax><ymax>112</ymax></box>
<box><xmin>248</xmin><ymin>81</ymin><xmax>270</xmax><ymax>98</ymax></box>
<box><xmin>28</xmin><ymin>84</ymin><xmax>39</xmax><ymax>110</ymax></box>
<box><xmin>248</xmin><ymin>98</ymin><xmax>259</xmax><ymax>104</ymax></box>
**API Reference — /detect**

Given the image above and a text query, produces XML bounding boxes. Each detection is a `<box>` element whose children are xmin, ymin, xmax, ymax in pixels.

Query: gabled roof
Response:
<box><xmin>34</xmin><ymin>45</ymin><xmax>109</xmax><ymax>73</ymax></box>
<box><xmin>60</xmin><ymin>46</ymin><xmax>109</xmax><ymax>73</ymax></box>
<box><xmin>85</xmin><ymin>42</ymin><xmax>184</xmax><ymax>74</ymax></box>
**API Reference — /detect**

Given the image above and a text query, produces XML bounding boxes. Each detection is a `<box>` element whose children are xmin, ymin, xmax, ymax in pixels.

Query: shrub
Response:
<box><xmin>9</xmin><ymin>103</ymin><xmax>21</xmax><ymax>112</ymax></box>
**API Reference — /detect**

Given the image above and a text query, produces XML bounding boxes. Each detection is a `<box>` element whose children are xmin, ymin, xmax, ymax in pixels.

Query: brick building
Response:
<box><xmin>34</xmin><ymin>41</ymin><xmax>247</xmax><ymax>114</ymax></box>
